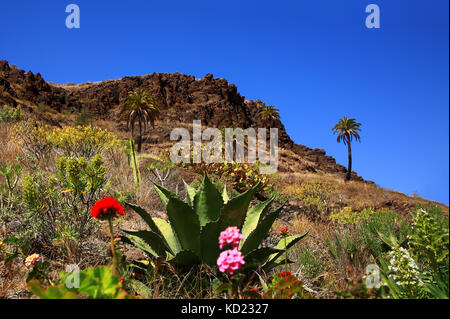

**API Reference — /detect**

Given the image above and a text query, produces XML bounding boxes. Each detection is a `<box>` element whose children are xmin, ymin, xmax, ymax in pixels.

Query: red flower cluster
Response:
<box><xmin>280</xmin><ymin>227</ymin><xmax>289</xmax><ymax>237</ymax></box>
<box><xmin>91</xmin><ymin>196</ymin><xmax>124</xmax><ymax>220</ymax></box>
<box><xmin>277</xmin><ymin>271</ymin><xmax>292</xmax><ymax>278</ymax></box>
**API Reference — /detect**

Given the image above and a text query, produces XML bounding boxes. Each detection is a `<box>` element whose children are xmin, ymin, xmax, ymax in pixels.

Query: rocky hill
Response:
<box><xmin>0</xmin><ymin>60</ymin><xmax>363</xmax><ymax>180</ymax></box>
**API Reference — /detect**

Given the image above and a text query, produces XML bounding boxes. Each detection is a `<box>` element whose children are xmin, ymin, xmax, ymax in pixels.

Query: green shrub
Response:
<box><xmin>0</xmin><ymin>105</ymin><xmax>24</xmax><ymax>122</ymax></box>
<box><xmin>121</xmin><ymin>175</ymin><xmax>307</xmax><ymax>270</ymax></box>
<box><xmin>48</xmin><ymin>125</ymin><xmax>124</xmax><ymax>159</ymax></box>
<box><xmin>284</xmin><ymin>181</ymin><xmax>335</xmax><ymax>214</ymax></box>
<box><xmin>28</xmin><ymin>266</ymin><xmax>133</xmax><ymax>299</ymax></box>
<box><xmin>21</xmin><ymin>155</ymin><xmax>106</xmax><ymax>262</ymax></box>
<box><xmin>12</xmin><ymin>121</ymin><xmax>125</xmax><ymax>160</ymax></box>
<box><xmin>378</xmin><ymin>206</ymin><xmax>449</xmax><ymax>299</ymax></box>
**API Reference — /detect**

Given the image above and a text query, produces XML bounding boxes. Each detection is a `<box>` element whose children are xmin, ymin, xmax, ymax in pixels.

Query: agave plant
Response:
<box><xmin>121</xmin><ymin>175</ymin><xmax>307</xmax><ymax>270</ymax></box>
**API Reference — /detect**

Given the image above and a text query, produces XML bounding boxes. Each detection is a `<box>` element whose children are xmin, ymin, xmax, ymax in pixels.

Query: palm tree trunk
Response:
<box><xmin>346</xmin><ymin>140</ymin><xmax>352</xmax><ymax>181</ymax></box>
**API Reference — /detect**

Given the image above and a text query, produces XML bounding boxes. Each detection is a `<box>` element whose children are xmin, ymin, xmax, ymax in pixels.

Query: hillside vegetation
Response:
<box><xmin>0</xmin><ymin>62</ymin><xmax>448</xmax><ymax>299</ymax></box>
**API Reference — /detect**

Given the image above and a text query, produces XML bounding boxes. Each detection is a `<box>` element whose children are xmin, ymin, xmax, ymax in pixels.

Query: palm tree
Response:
<box><xmin>259</xmin><ymin>105</ymin><xmax>280</xmax><ymax>122</ymax></box>
<box><xmin>120</xmin><ymin>89</ymin><xmax>159</xmax><ymax>153</ymax></box>
<box><xmin>332</xmin><ymin>116</ymin><xmax>361</xmax><ymax>181</ymax></box>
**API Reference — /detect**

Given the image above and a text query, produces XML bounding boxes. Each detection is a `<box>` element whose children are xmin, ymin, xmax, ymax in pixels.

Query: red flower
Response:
<box><xmin>280</xmin><ymin>227</ymin><xmax>289</xmax><ymax>237</ymax></box>
<box><xmin>91</xmin><ymin>197</ymin><xmax>124</xmax><ymax>220</ymax></box>
<box><xmin>250</xmin><ymin>288</ymin><xmax>258</xmax><ymax>292</ymax></box>
<box><xmin>277</xmin><ymin>271</ymin><xmax>292</xmax><ymax>278</ymax></box>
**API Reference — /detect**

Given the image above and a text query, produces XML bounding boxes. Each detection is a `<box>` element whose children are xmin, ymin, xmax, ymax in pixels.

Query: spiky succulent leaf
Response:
<box><xmin>123</xmin><ymin>230</ymin><xmax>170</xmax><ymax>257</ymax></box>
<box><xmin>183</xmin><ymin>180</ymin><xmax>197</xmax><ymax>207</ymax></box>
<box><xmin>243</xmin><ymin>247</ymin><xmax>282</xmax><ymax>269</ymax></box>
<box><xmin>153</xmin><ymin>217</ymin><xmax>181</xmax><ymax>254</ymax></box>
<box><xmin>264</xmin><ymin>233</ymin><xmax>308</xmax><ymax>269</ymax></box>
<box><xmin>240</xmin><ymin>204</ymin><xmax>283</xmax><ymax>255</ymax></box>
<box><xmin>120</xmin><ymin>234</ymin><xmax>158</xmax><ymax>258</ymax></box>
<box><xmin>152</xmin><ymin>182</ymin><xmax>179</xmax><ymax>208</ymax></box>
<box><xmin>193</xmin><ymin>175</ymin><xmax>224</xmax><ymax>227</ymax></box>
<box><xmin>125</xmin><ymin>203</ymin><xmax>163</xmax><ymax>238</ymax></box>
<box><xmin>220</xmin><ymin>180</ymin><xmax>260</xmax><ymax>229</ymax></box>
<box><xmin>222</xmin><ymin>184</ymin><xmax>229</xmax><ymax>204</ymax></box>
<box><xmin>240</xmin><ymin>196</ymin><xmax>275</xmax><ymax>247</ymax></box>
<box><xmin>199</xmin><ymin>217</ymin><xmax>228</xmax><ymax>265</ymax></box>
<box><xmin>166</xmin><ymin>195</ymin><xmax>201</xmax><ymax>253</ymax></box>
<box><xmin>167</xmin><ymin>250</ymin><xmax>201</xmax><ymax>266</ymax></box>
<box><xmin>263</xmin><ymin>258</ymin><xmax>296</xmax><ymax>272</ymax></box>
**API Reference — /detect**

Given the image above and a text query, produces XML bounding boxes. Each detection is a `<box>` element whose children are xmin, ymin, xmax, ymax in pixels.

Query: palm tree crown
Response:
<box><xmin>332</xmin><ymin>116</ymin><xmax>361</xmax><ymax>145</ymax></box>
<box><xmin>120</xmin><ymin>89</ymin><xmax>160</xmax><ymax>152</ymax></box>
<box><xmin>259</xmin><ymin>105</ymin><xmax>280</xmax><ymax>121</ymax></box>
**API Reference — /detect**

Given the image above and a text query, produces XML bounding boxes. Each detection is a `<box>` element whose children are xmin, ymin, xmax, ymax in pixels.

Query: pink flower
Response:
<box><xmin>219</xmin><ymin>226</ymin><xmax>243</xmax><ymax>249</ymax></box>
<box><xmin>217</xmin><ymin>248</ymin><xmax>245</xmax><ymax>275</ymax></box>
<box><xmin>25</xmin><ymin>253</ymin><xmax>41</xmax><ymax>266</ymax></box>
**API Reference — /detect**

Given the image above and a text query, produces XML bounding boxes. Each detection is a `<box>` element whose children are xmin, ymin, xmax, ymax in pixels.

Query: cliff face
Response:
<box><xmin>0</xmin><ymin>60</ymin><xmax>360</xmax><ymax>179</ymax></box>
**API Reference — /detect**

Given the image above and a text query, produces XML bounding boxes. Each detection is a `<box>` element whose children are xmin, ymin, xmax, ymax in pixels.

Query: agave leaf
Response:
<box><xmin>153</xmin><ymin>217</ymin><xmax>181</xmax><ymax>254</ymax></box>
<box><xmin>183</xmin><ymin>180</ymin><xmax>197</xmax><ymax>207</ymax></box>
<box><xmin>264</xmin><ymin>233</ymin><xmax>308</xmax><ymax>269</ymax></box>
<box><xmin>243</xmin><ymin>247</ymin><xmax>282</xmax><ymax>269</ymax></box>
<box><xmin>167</xmin><ymin>250</ymin><xmax>201</xmax><ymax>266</ymax></box>
<box><xmin>263</xmin><ymin>258</ymin><xmax>296</xmax><ymax>273</ymax></box>
<box><xmin>220</xmin><ymin>180</ymin><xmax>260</xmax><ymax>229</ymax></box>
<box><xmin>240</xmin><ymin>204</ymin><xmax>284</xmax><ymax>255</ymax></box>
<box><xmin>240</xmin><ymin>196</ymin><xmax>275</xmax><ymax>248</ymax></box>
<box><xmin>222</xmin><ymin>184</ymin><xmax>229</xmax><ymax>204</ymax></box>
<box><xmin>152</xmin><ymin>182</ymin><xmax>179</xmax><ymax>207</ymax></box>
<box><xmin>199</xmin><ymin>217</ymin><xmax>228</xmax><ymax>265</ymax></box>
<box><xmin>166</xmin><ymin>195</ymin><xmax>201</xmax><ymax>253</ymax></box>
<box><xmin>193</xmin><ymin>175</ymin><xmax>224</xmax><ymax>227</ymax></box>
<box><xmin>123</xmin><ymin>230</ymin><xmax>170</xmax><ymax>257</ymax></box>
<box><xmin>120</xmin><ymin>234</ymin><xmax>158</xmax><ymax>258</ymax></box>
<box><xmin>125</xmin><ymin>203</ymin><xmax>165</xmax><ymax>239</ymax></box>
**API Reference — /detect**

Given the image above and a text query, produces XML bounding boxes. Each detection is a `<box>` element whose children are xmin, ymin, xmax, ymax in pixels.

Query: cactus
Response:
<box><xmin>129</xmin><ymin>139</ymin><xmax>141</xmax><ymax>185</ymax></box>
<box><xmin>121</xmin><ymin>175</ymin><xmax>307</xmax><ymax>270</ymax></box>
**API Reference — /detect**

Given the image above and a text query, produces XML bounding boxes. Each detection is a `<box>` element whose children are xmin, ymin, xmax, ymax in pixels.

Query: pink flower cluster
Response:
<box><xmin>219</xmin><ymin>226</ymin><xmax>244</xmax><ymax>249</ymax></box>
<box><xmin>217</xmin><ymin>227</ymin><xmax>245</xmax><ymax>275</ymax></box>
<box><xmin>217</xmin><ymin>248</ymin><xmax>246</xmax><ymax>275</ymax></box>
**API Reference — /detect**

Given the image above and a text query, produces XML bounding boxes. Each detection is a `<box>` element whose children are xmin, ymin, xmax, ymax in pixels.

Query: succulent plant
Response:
<box><xmin>121</xmin><ymin>175</ymin><xmax>307</xmax><ymax>270</ymax></box>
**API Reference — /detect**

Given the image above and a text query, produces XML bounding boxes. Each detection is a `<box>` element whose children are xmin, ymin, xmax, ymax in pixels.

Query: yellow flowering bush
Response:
<box><xmin>330</xmin><ymin>207</ymin><xmax>377</xmax><ymax>224</ymax></box>
<box><xmin>48</xmin><ymin>125</ymin><xmax>124</xmax><ymax>159</ymax></box>
<box><xmin>284</xmin><ymin>181</ymin><xmax>336</xmax><ymax>214</ymax></box>
<box><xmin>12</xmin><ymin>121</ymin><xmax>125</xmax><ymax>160</ymax></box>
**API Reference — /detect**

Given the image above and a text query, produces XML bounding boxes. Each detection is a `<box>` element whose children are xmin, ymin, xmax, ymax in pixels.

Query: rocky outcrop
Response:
<box><xmin>0</xmin><ymin>60</ymin><xmax>363</xmax><ymax>180</ymax></box>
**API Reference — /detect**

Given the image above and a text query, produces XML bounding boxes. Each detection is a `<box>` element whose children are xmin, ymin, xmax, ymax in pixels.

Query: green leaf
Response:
<box><xmin>167</xmin><ymin>250</ymin><xmax>201</xmax><ymax>266</ymax></box>
<box><xmin>166</xmin><ymin>195</ymin><xmax>200</xmax><ymax>253</ymax></box>
<box><xmin>193</xmin><ymin>174</ymin><xmax>224</xmax><ymax>227</ymax></box>
<box><xmin>243</xmin><ymin>247</ymin><xmax>282</xmax><ymax>269</ymax></box>
<box><xmin>27</xmin><ymin>280</ymin><xmax>78</xmax><ymax>299</ymax></box>
<box><xmin>183</xmin><ymin>180</ymin><xmax>197</xmax><ymax>207</ymax></box>
<box><xmin>199</xmin><ymin>218</ymin><xmax>228</xmax><ymax>265</ymax></box>
<box><xmin>153</xmin><ymin>217</ymin><xmax>181</xmax><ymax>254</ymax></box>
<box><xmin>240</xmin><ymin>196</ymin><xmax>275</xmax><ymax>248</ymax></box>
<box><xmin>120</xmin><ymin>233</ymin><xmax>158</xmax><ymax>258</ymax></box>
<box><xmin>123</xmin><ymin>230</ymin><xmax>170</xmax><ymax>257</ymax></box>
<box><xmin>152</xmin><ymin>182</ymin><xmax>179</xmax><ymax>208</ymax></box>
<box><xmin>240</xmin><ymin>204</ymin><xmax>283</xmax><ymax>255</ymax></box>
<box><xmin>265</xmin><ymin>233</ymin><xmax>308</xmax><ymax>268</ymax></box>
<box><xmin>125</xmin><ymin>203</ymin><xmax>165</xmax><ymax>239</ymax></box>
<box><xmin>222</xmin><ymin>184</ymin><xmax>229</xmax><ymax>204</ymax></box>
<box><xmin>220</xmin><ymin>180</ymin><xmax>260</xmax><ymax>229</ymax></box>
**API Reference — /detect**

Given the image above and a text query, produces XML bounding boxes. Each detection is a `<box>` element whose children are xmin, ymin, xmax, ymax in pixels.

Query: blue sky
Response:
<box><xmin>0</xmin><ymin>0</ymin><xmax>448</xmax><ymax>204</ymax></box>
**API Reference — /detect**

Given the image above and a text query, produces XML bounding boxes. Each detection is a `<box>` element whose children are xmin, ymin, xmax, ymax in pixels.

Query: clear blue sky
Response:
<box><xmin>1</xmin><ymin>1</ymin><xmax>448</xmax><ymax>204</ymax></box>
